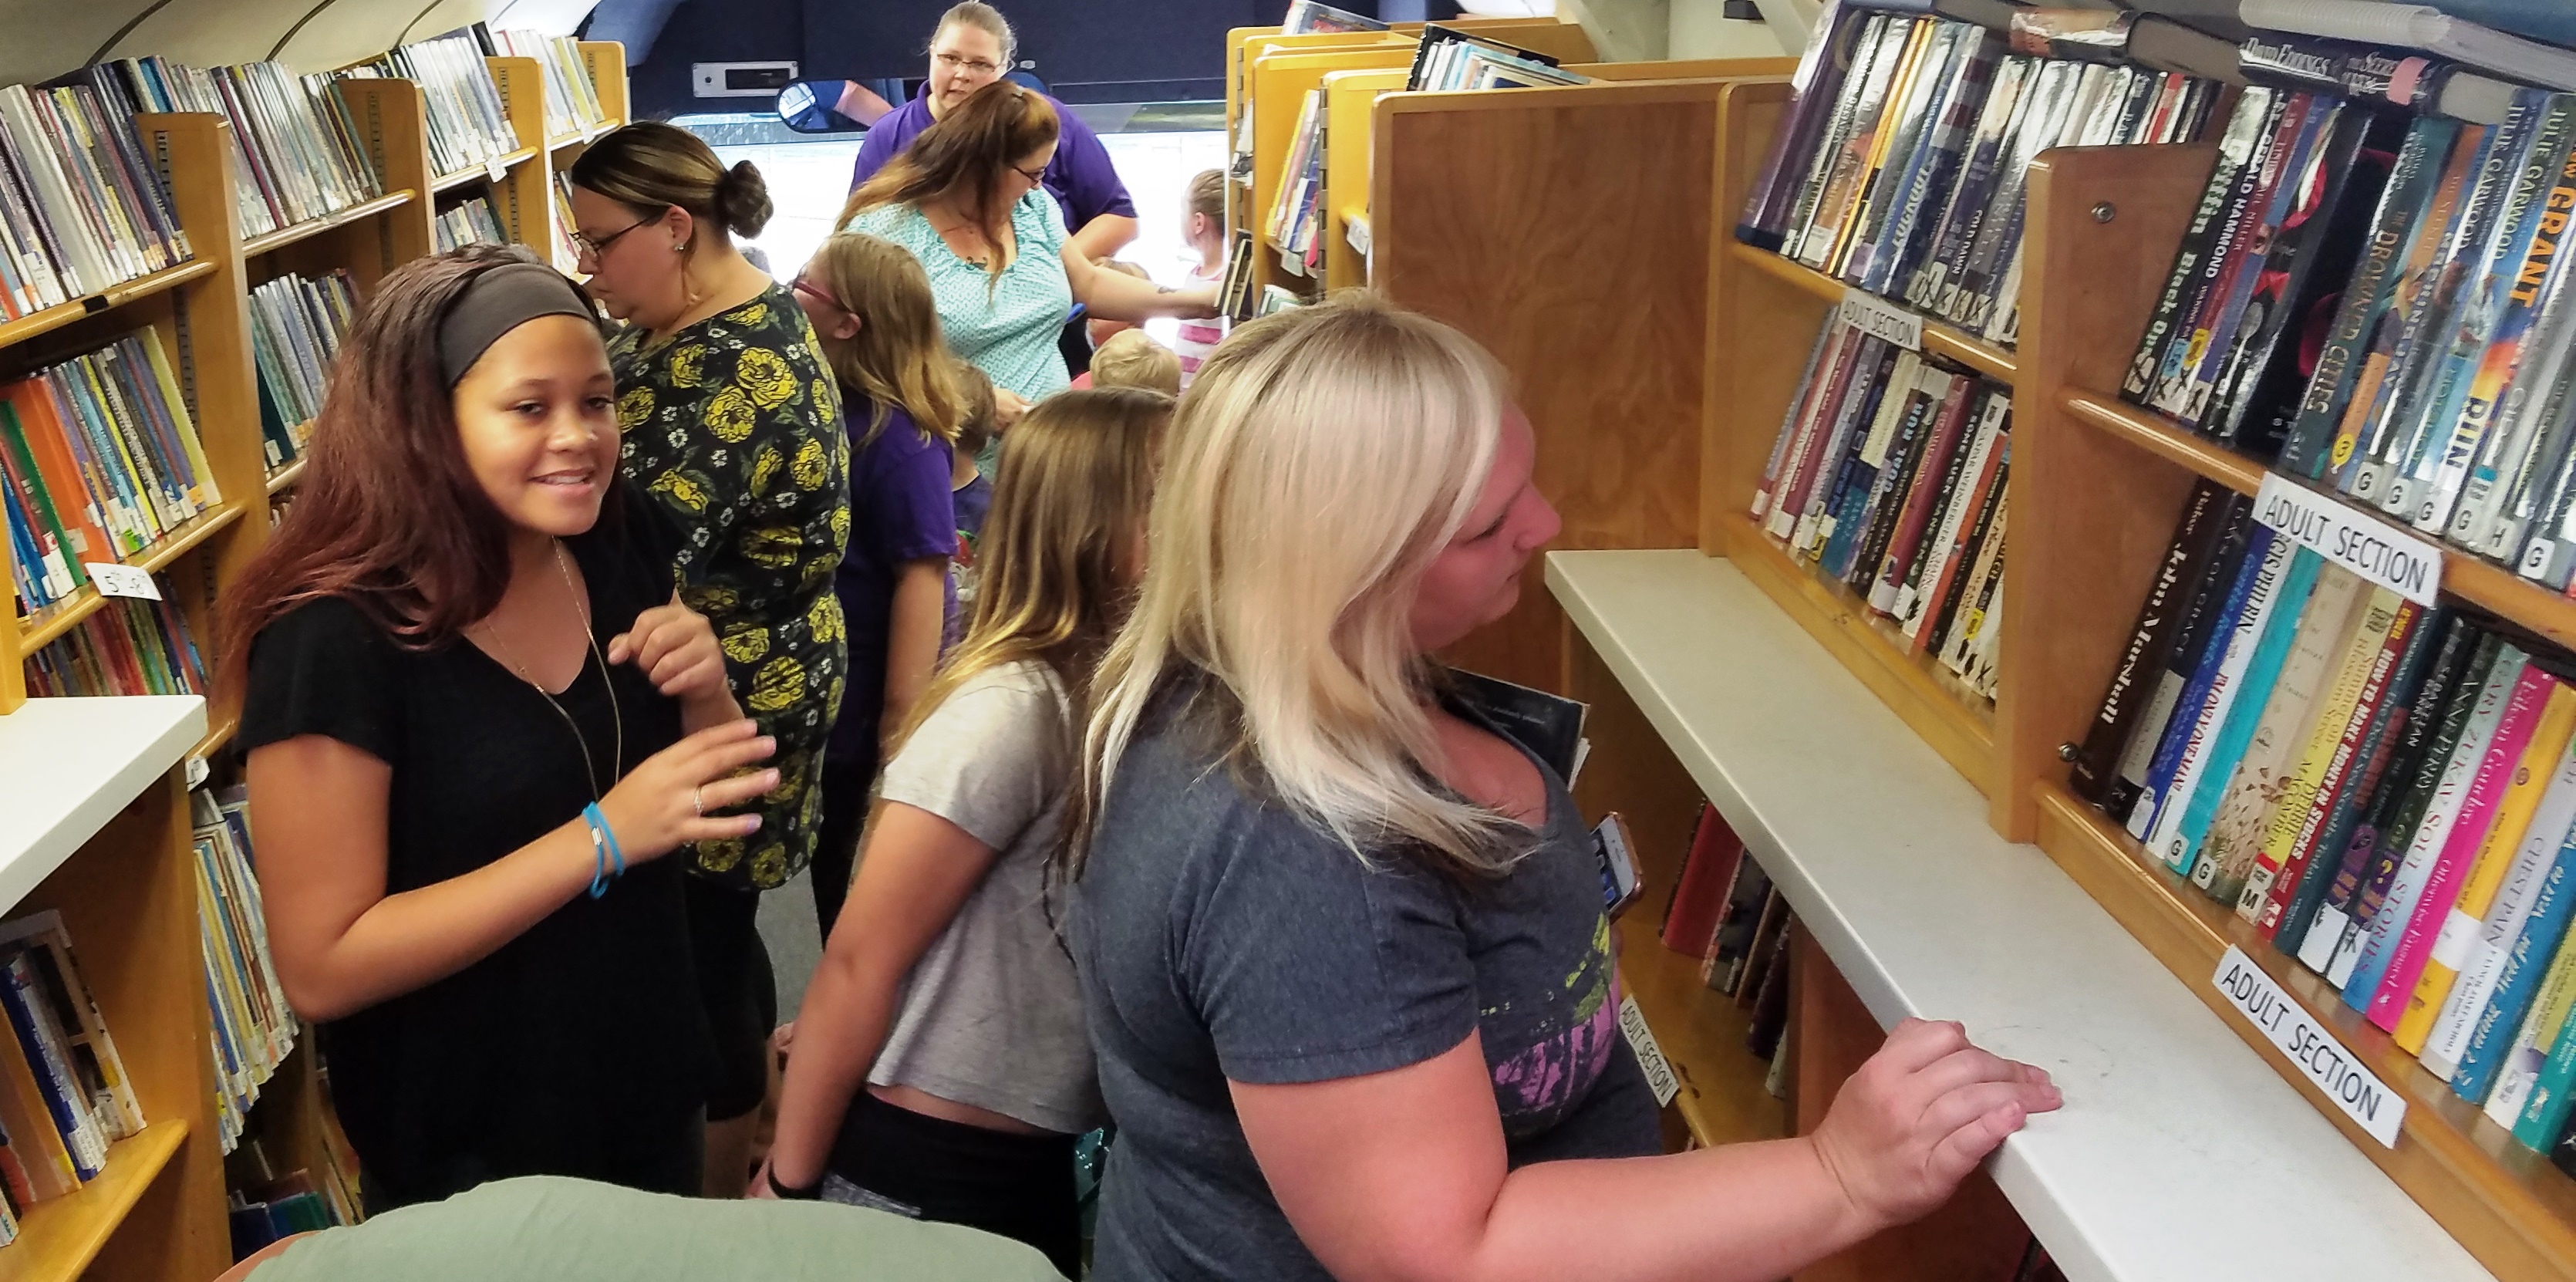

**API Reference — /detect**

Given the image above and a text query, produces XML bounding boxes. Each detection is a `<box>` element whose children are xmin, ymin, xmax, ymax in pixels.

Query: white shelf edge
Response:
<box><xmin>0</xmin><ymin>696</ymin><xmax>205</xmax><ymax>916</ymax></box>
<box><xmin>1546</xmin><ymin>548</ymin><xmax>2492</xmax><ymax>1282</ymax></box>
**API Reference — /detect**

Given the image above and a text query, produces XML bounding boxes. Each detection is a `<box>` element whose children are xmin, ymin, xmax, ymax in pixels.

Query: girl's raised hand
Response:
<box><xmin>597</xmin><ymin>719</ymin><xmax>779</xmax><ymax>861</ymax></box>
<box><xmin>609</xmin><ymin>592</ymin><xmax>730</xmax><ymax>705</ymax></box>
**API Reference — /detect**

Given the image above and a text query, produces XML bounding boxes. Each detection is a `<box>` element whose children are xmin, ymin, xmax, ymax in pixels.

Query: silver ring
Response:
<box><xmin>693</xmin><ymin>786</ymin><xmax>704</xmax><ymax>818</ymax></box>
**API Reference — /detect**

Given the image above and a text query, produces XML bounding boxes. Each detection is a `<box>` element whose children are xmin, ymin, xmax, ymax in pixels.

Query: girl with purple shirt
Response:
<box><xmin>792</xmin><ymin>234</ymin><xmax>963</xmax><ymax>935</ymax></box>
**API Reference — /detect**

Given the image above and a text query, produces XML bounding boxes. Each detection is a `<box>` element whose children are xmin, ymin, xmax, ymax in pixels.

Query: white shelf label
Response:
<box><xmin>82</xmin><ymin>563</ymin><xmax>159</xmax><ymax>601</ymax></box>
<box><xmin>2213</xmin><ymin>946</ymin><xmax>2404</xmax><ymax>1146</ymax></box>
<box><xmin>2254</xmin><ymin>472</ymin><xmax>2441</xmax><ymax>607</ymax></box>
<box><xmin>1617</xmin><ymin>995</ymin><xmax>1681</xmax><ymax>1108</ymax></box>
<box><xmin>487</xmin><ymin>157</ymin><xmax>510</xmax><ymax>184</ymax></box>
<box><xmin>1839</xmin><ymin>288</ymin><xmax>1922</xmax><ymax>352</ymax></box>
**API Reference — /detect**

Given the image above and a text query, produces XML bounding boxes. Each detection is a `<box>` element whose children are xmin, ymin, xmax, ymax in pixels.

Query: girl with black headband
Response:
<box><xmin>221</xmin><ymin>247</ymin><xmax>782</xmax><ymax>1209</ymax></box>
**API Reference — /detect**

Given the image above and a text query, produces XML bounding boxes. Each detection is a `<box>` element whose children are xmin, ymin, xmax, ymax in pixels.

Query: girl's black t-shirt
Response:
<box><xmin>240</xmin><ymin>487</ymin><xmax>713</xmax><ymax>1204</ymax></box>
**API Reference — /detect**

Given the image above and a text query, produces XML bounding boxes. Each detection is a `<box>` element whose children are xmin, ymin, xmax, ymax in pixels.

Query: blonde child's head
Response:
<box><xmin>1088</xmin><ymin>329</ymin><xmax>1182</xmax><ymax>396</ymax></box>
<box><xmin>953</xmin><ymin>362</ymin><xmax>1000</xmax><ymax>466</ymax></box>
<box><xmin>1087</xmin><ymin>259</ymin><xmax>1154</xmax><ymax>346</ymax></box>
<box><xmin>794</xmin><ymin>232</ymin><xmax>964</xmax><ymax>447</ymax></box>
<box><xmin>1186</xmin><ymin>168</ymin><xmax>1225</xmax><ymax>253</ymax></box>
<box><xmin>895</xmin><ymin>386</ymin><xmax>1173</xmax><ymax>751</ymax></box>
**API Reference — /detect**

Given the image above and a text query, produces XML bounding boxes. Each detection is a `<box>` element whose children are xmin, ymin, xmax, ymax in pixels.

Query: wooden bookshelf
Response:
<box><xmin>1246</xmin><ymin>41</ymin><xmax>1417</xmax><ymax>297</ymax></box>
<box><xmin>0</xmin><ymin>697</ymin><xmax>223</xmax><ymax>1281</ymax></box>
<box><xmin>1320</xmin><ymin>68</ymin><xmax>1404</xmax><ymax>292</ymax></box>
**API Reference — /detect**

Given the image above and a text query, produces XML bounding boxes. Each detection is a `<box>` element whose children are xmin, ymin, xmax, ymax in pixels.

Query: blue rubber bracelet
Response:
<box><xmin>582</xmin><ymin>803</ymin><xmax>623</xmax><ymax>899</ymax></box>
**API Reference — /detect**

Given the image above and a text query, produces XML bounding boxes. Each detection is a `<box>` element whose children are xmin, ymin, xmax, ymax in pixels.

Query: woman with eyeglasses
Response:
<box><xmin>840</xmin><ymin>82</ymin><xmax>1216</xmax><ymax>476</ymax></box>
<box><xmin>847</xmin><ymin>3</ymin><xmax>1138</xmax><ymax>265</ymax></box>
<box><xmin>567</xmin><ymin>121</ymin><xmax>850</xmax><ymax>1199</ymax></box>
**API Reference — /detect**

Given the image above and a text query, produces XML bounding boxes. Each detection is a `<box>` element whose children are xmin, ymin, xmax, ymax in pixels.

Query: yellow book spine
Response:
<box><xmin>2398</xmin><ymin>679</ymin><xmax>2576</xmax><ymax>1053</ymax></box>
<box><xmin>2240</xmin><ymin>588</ymin><xmax>2397</xmax><ymax>919</ymax></box>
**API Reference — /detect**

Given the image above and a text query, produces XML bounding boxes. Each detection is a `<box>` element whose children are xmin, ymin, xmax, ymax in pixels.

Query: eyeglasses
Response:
<box><xmin>935</xmin><ymin>52</ymin><xmax>1003</xmax><ymax>77</ymax></box>
<box><xmin>792</xmin><ymin>278</ymin><xmax>848</xmax><ymax>313</ymax></box>
<box><xmin>571</xmin><ymin>214</ymin><xmax>657</xmax><ymax>258</ymax></box>
<box><xmin>1011</xmin><ymin>162</ymin><xmax>1047</xmax><ymax>184</ymax></box>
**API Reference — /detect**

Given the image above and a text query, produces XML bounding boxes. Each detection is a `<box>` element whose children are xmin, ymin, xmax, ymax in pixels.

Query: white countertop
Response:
<box><xmin>1548</xmin><ymin>548</ymin><xmax>2492</xmax><ymax>1282</ymax></box>
<box><xmin>0</xmin><ymin>696</ymin><xmax>204</xmax><ymax>916</ymax></box>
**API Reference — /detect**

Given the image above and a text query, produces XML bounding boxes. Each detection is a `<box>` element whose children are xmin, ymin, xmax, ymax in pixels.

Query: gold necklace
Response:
<box><xmin>477</xmin><ymin>541</ymin><xmax>625</xmax><ymax>799</ymax></box>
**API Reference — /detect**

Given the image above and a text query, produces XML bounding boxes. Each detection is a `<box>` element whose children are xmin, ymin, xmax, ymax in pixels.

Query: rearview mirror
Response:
<box><xmin>776</xmin><ymin>79</ymin><xmax>895</xmax><ymax>134</ymax></box>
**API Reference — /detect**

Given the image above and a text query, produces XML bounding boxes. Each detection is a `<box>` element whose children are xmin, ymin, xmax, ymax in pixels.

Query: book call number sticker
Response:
<box><xmin>2214</xmin><ymin>946</ymin><xmax>2404</xmax><ymax>1147</ymax></box>
<box><xmin>2253</xmin><ymin>473</ymin><xmax>2442</xmax><ymax>608</ymax></box>
<box><xmin>1838</xmin><ymin>288</ymin><xmax>1922</xmax><ymax>353</ymax></box>
<box><xmin>81</xmin><ymin>563</ymin><xmax>160</xmax><ymax>601</ymax></box>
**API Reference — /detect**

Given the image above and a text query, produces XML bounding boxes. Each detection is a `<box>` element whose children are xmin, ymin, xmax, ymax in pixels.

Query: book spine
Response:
<box><xmin>2334</xmin><ymin>641</ymin><xmax>2530</xmax><ymax>992</ymax></box>
<box><xmin>2458</xmin><ymin>828</ymin><xmax>2576</xmax><ymax>1102</ymax></box>
<box><xmin>2269</xmin><ymin>605</ymin><xmax>2450</xmax><ymax>938</ymax></box>
<box><xmin>2117</xmin><ymin>498</ymin><xmax>2257</xmax><ymax>832</ymax></box>
<box><xmin>2072</xmin><ymin>479</ymin><xmax>2230</xmax><ymax>801</ymax></box>
<box><xmin>1755</xmin><ymin>322</ymin><xmax>1846</xmax><ymax>518</ymax></box>
<box><xmin>2192</xmin><ymin>569</ymin><xmax>2368</xmax><ymax>902</ymax></box>
<box><xmin>2401</xmin><ymin>682</ymin><xmax>2576</xmax><ymax>1054</ymax></box>
<box><xmin>0</xmin><ymin>956</ymin><xmax>99</xmax><ymax>1179</ymax></box>
<box><xmin>1870</xmin><ymin>372</ymin><xmax>1974</xmax><ymax>612</ymax></box>
<box><xmin>2362</xmin><ymin>91</ymin><xmax>2544</xmax><ymax>514</ymax></box>
<box><xmin>2426</xmin><ymin>718</ymin><xmax>2576</xmax><ymax>1078</ymax></box>
<box><xmin>2150</xmin><ymin>93</ymin><xmax>2317</xmax><ymax>420</ymax></box>
<box><xmin>2147</xmin><ymin>533</ymin><xmax>2307</xmax><ymax>874</ymax></box>
<box><xmin>1926</xmin><ymin>447</ymin><xmax>2007</xmax><ymax>654</ymax></box>
<box><xmin>2481</xmin><ymin>902</ymin><xmax>2576</xmax><ymax>1127</ymax></box>
<box><xmin>2126</xmin><ymin>88</ymin><xmax>2283</xmax><ymax>404</ymax></box>
<box><xmin>1903</xmin><ymin>407</ymin><xmax>2008</xmax><ymax>647</ymax></box>
<box><xmin>2238</xmin><ymin>587</ymin><xmax>2404</xmax><ymax>918</ymax></box>
<box><xmin>1908</xmin><ymin>55</ymin><xmax>2034</xmax><ymax>311</ymax></box>
<box><xmin>2368</xmin><ymin>662</ymin><xmax>2563</xmax><ymax>1029</ymax></box>
<box><xmin>2444</xmin><ymin>122</ymin><xmax>2576</xmax><ymax>544</ymax></box>
<box><xmin>2335</xmin><ymin>121</ymin><xmax>2494</xmax><ymax>494</ymax></box>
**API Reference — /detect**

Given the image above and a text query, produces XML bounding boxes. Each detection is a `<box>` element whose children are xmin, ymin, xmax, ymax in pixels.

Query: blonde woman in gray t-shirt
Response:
<box><xmin>754</xmin><ymin>387</ymin><xmax>1169</xmax><ymax>1277</ymax></box>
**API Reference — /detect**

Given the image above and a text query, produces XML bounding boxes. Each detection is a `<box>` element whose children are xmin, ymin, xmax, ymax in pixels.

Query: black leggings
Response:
<box><xmin>825</xmin><ymin>1091</ymin><xmax>1081</xmax><ymax>1278</ymax></box>
<box><xmin>683</xmin><ymin>875</ymin><xmax>776</xmax><ymax>1122</ymax></box>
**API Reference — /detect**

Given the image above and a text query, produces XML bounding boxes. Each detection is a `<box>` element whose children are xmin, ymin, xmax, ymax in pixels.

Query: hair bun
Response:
<box><xmin>716</xmin><ymin>160</ymin><xmax>774</xmax><ymax>239</ymax></box>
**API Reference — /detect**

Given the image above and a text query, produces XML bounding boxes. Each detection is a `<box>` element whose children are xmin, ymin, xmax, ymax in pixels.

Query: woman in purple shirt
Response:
<box><xmin>848</xmin><ymin>2</ymin><xmax>1138</xmax><ymax>263</ymax></box>
<box><xmin>792</xmin><ymin>232</ymin><xmax>963</xmax><ymax>935</ymax></box>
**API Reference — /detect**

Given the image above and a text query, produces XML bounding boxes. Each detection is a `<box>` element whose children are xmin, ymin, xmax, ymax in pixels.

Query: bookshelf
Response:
<box><xmin>1320</xmin><ymin>68</ymin><xmax>1403</xmax><ymax>292</ymax></box>
<box><xmin>1532</xmin><ymin>42</ymin><xmax>2576</xmax><ymax>1282</ymax></box>
<box><xmin>1369</xmin><ymin>73</ymin><xmax>1783</xmax><ymax>697</ymax></box>
<box><xmin>1250</xmin><ymin>45</ymin><xmax>1416</xmax><ymax>295</ymax></box>
<box><xmin>0</xmin><ymin>695</ymin><xmax>223</xmax><ymax>1282</ymax></box>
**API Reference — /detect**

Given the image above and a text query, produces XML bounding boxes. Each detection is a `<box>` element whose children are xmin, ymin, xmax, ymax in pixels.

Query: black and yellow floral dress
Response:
<box><xmin>610</xmin><ymin>284</ymin><xmax>851</xmax><ymax>892</ymax></box>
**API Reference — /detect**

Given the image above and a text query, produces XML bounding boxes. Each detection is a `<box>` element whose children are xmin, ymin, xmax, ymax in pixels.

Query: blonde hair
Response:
<box><xmin>933</xmin><ymin>2</ymin><xmax>1018</xmax><ymax>63</ymax></box>
<box><xmin>803</xmin><ymin>233</ymin><xmax>964</xmax><ymax>447</ymax></box>
<box><xmin>1187</xmin><ymin>169</ymin><xmax>1224</xmax><ymax>223</ymax></box>
<box><xmin>953</xmin><ymin>362</ymin><xmax>999</xmax><ymax>460</ymax></box>
<box><xmin>839</xmin><ymin>83</ymin><xmax>1059</xmax><ymax>288</ymax></box>
<box><xmin>1074</xmin><ymin>292</ymin><xmax>1519</xmax><ymax>882</ymax></box>
<box><xmin>892</xmin><ymin>387</ymin><xmax>1171</xmax><ymax>754</ymax></box>
<box><xmin>1088</xmin><ymin>329</ymin><xmax>1181</xmax><ymax>396</ymax></box>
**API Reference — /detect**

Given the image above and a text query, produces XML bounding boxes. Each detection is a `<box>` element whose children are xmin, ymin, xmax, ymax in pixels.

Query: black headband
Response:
<box><xmin>437</xmin><ymin>262</ymin><xmax>597</xmax><ymax>388</ymax></box>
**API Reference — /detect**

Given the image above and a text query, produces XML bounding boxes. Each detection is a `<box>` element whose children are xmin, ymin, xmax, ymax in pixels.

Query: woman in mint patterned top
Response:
<box><xmin>838</xmin><ymin>82</ymin><xmax>1214</xmax><ymax>469</ymax></box>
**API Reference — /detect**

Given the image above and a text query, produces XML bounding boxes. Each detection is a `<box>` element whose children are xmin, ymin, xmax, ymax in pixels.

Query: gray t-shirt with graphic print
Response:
<box><xmin>1068</xmin><ymin>684</ymin><xmax>1660</xmax><ymax>1280</ymax></box>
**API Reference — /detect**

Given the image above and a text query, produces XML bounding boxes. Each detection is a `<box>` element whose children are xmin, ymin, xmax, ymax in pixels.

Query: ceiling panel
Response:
<box><xmin>0</xmin><ymin>0</ymin><xmax>595</xmax><ymax>89</ymax></box>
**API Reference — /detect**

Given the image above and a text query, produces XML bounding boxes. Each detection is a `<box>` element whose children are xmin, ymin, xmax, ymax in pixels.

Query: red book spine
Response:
<box><xmin>1661</xmin><ymin>805</ymin><xmax>1745</xmax><ymax>956</ymax></box>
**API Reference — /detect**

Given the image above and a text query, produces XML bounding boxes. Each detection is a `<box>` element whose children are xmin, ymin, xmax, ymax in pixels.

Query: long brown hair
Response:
<box><xmin>216</xmin><ymin>246</ymin><xmax>610</xmax><ymax>700</ymax></box>
<box><xmin>803</xmin><ymin>233</ymin><xmax>965</xmax><ymax>447</ymax></box>
<box><xmin>889</xmin><ymin>386</ymin><xmax>1168</xmax><ymax>755</ymax></box>
<box><xmin>838</xmin><ymin>82</ymin><xmax>1058</xmax><ymax>286</ymax></box>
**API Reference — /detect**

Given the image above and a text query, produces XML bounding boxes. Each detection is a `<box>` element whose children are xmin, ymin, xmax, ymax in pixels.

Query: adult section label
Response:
<box><xmin>2214</xmin><ymin>946</ymin><xmax>2404</xmax><ymax>1146</ymax></box>
<box><xmin>2254</xmin><ymin>473</ymin><xmax>2442</xmax><ymax>607</ymax></box>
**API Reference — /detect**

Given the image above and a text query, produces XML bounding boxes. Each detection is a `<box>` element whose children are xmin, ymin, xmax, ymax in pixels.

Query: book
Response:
<box><xmin>1661</xmin><ymin>805</ymin><xmax>1745</xmax><ymax>958</ymax></box>
<box><xmin>1704</xmin><ymin>855</ymin><xmax>1776</xmax><ymax>994</ymax></box>
<box><xmin>2425</xmin><ymin>721</ymin><xmax>2576</xmax><ymax>1078</ymax></box>
<box><xmin>2157</xmin><ymin>543</ymin><xmax>2323</xmax><ymax>876</ymax></box>
<box><xmin>337</xmin><ymin>33</ymin><xmax>518</xmax><ymax>180</ymax></box>
<box><xmin>1743</xmin><ymin>6</ymin><xmax>2219</xmax><ymax>342</ymax></box>
<box><xmin>2236</xmin><ymin>586</ymin><xmax>2406</xmax><ymax>916</ymax></box>
<box><xmin>2241</xmin><ymin>0</ymin><xmax>2576</xmax><ymax>91</ymax></box>
<box><xmin>2400</xmin><ymin>681</ymin><xmax>2576</xmax><ymax>1054</ymax></box>
<box><xmin>2071</xmin><ymin>478</ymin><xmax>2236</xmax><ymax>803</ymax></box>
